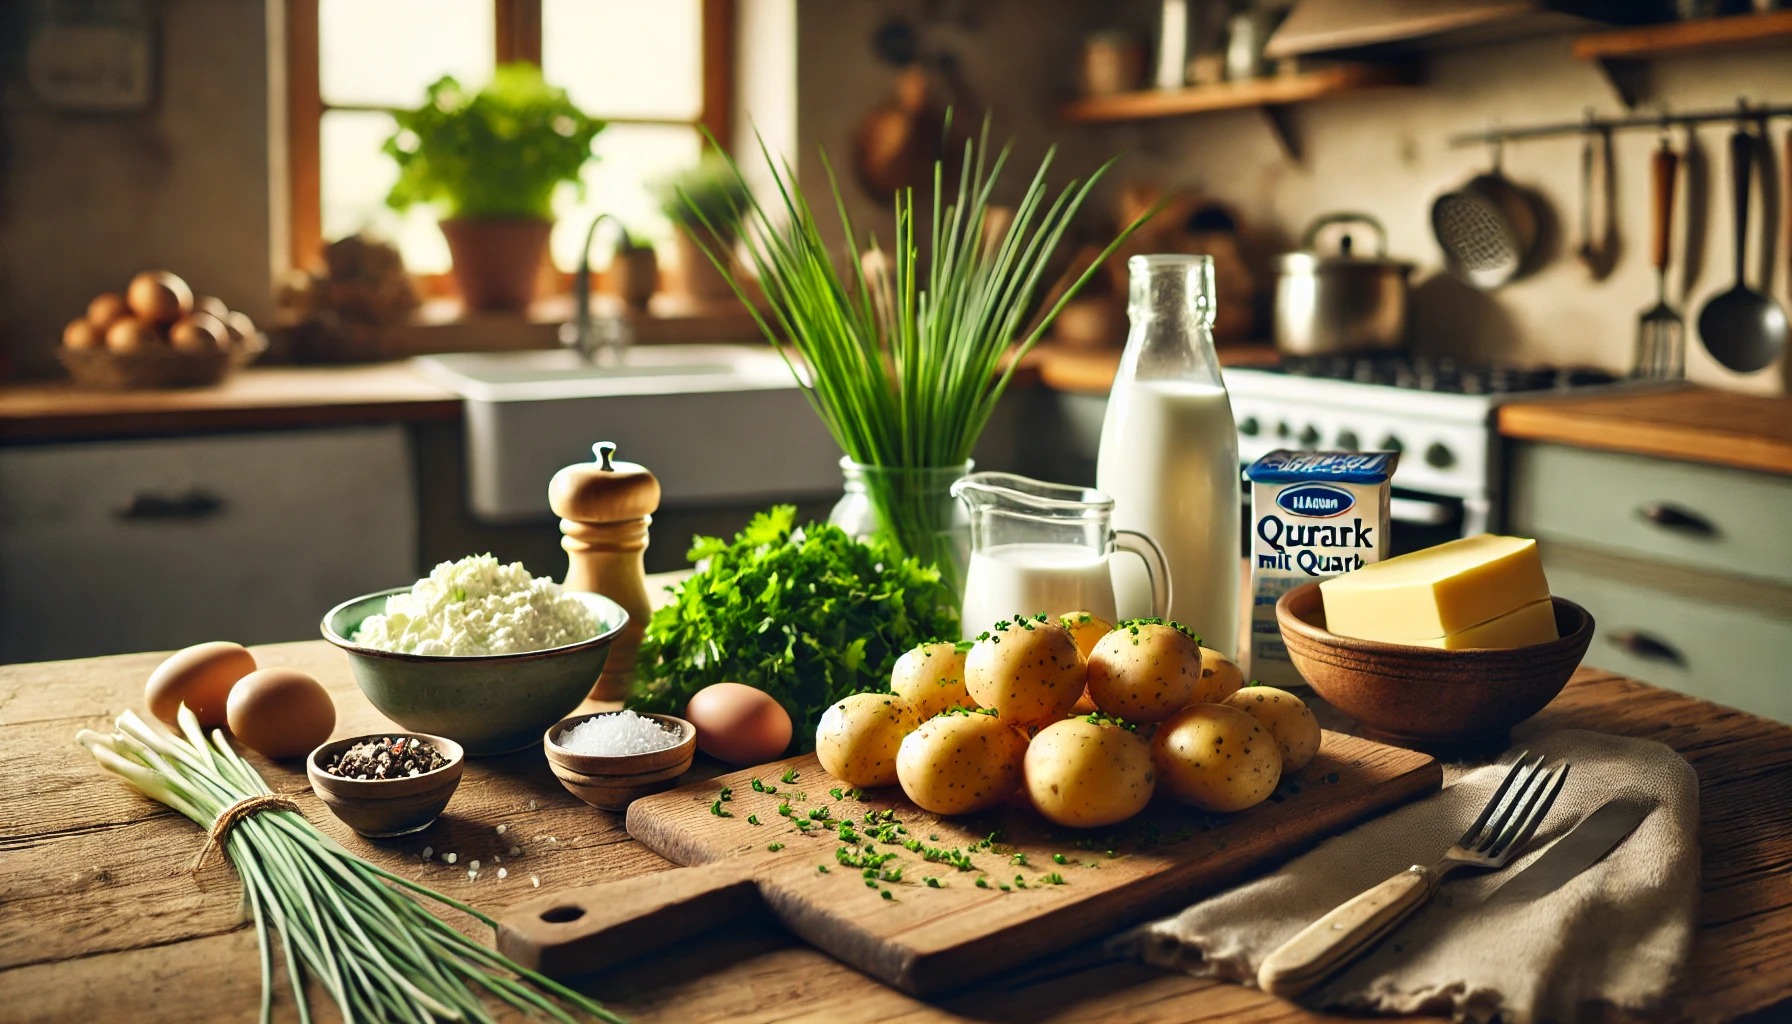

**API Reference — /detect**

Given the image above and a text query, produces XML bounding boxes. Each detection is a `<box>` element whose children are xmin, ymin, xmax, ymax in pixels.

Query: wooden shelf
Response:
<box><xmin>1574</xmin><ymin>12</ymin><xmax>1792</xmax><ymax>108</ymax></box>
<box><xmin>1061</xmin><ymin>64</ymin><xmax>1405</xmax><ymax>124</ymax></box>
<box><xmin>1060</xmin><ymin>64</ymin><xmax>1410</xmax><ymax>160</ymax></box>
<box><xmin>1574</xmin><ymin>10</ymin><xmax>1792</xmax><ymax>61</ymax></box>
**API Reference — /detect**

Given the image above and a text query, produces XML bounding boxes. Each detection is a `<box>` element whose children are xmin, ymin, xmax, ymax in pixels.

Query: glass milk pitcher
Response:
<box><xmin>950</xmin><ymin>472</ymin><xmax>1171</xmax><ymax>641</ymax></box>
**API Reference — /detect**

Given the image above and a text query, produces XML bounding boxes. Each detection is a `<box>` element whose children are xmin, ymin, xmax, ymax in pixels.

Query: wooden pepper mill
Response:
<box><xmin>549</xmin><ymin>441</ymin><xmax>660</xmax><ymax>701</ymax></box>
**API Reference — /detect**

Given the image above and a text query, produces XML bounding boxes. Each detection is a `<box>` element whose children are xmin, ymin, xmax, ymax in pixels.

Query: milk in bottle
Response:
<box><xmin>1097</xmin><ymin>255</ymin><xmax>1241</xmax><ymax>656</ymax></box>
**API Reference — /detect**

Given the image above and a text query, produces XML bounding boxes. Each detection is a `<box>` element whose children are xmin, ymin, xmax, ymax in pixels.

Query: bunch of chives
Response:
<box><xmin>77</xmin><ymin>707</ymin><xmax>625</xmax><ymax>1024</ymax></box>
<box><xmin>677</xmin><ymin>116</ymin><xmax>1156</xmax><ymax>586</ymax></box>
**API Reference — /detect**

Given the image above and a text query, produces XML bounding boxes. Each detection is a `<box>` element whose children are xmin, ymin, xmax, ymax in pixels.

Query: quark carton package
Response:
<box><xmin>1245</xmin><ymin>450</ymin><xmax>1398</xmax><ymax>688</ymax></box>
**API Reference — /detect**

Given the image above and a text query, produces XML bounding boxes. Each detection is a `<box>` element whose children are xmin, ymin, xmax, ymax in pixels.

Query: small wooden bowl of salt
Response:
<box><xmin>543</xmin><ymin>711</ymin><xmax>696</xmax><ymax>811</ymax></box>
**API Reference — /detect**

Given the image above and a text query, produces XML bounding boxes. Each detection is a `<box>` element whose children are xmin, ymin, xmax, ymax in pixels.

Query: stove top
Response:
<box><xmin>1266</xmin><ymin>355</ymin><xmax>1619</xmax><ymax>395</ymax></box>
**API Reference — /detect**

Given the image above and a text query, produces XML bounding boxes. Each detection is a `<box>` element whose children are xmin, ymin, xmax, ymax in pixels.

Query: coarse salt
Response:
<box><xmin>557</xmin><ymin>711</ymin><xmax>678</xmax><ymax>756</ymax></box>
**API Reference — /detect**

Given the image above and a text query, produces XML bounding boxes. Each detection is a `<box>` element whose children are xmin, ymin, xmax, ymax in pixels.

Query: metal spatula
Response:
<box><xmin>1635</xmin><ymin>139</ymin><xmax>1684</xmax><ymax>380</ymax></box>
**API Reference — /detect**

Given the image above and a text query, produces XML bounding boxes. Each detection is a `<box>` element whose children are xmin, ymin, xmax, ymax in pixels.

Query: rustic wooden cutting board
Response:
<box><xmin>497</xmin><ymin>730</ymin><xmax>1438</xmax><ymax>995</ymax></box>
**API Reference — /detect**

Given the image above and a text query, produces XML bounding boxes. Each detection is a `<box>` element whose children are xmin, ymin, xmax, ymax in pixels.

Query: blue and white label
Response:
<box><xmin>1274</xmin><ymin>483</ymin><xmax>1356</xmax><ymax>519</ymax></box>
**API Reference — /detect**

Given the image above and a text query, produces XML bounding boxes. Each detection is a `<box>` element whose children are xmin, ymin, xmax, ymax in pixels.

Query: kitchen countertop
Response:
<box><xmin>4</xmin><ymin>621</ymin><xmax>1789</xmax><ymax>1020</ymax></box>
<box><xmin>1030</xmin><ymin>341</ymin><xmax>1282</xmax><ymax>393</ymax></box>
<box><xmin>0</xmin><ymin>363</ymin><xmax>462</xmax><ymax>442</ymax></box>
<box><xmin>1498</xmin><ymin>385</ymin><xmax>1792</xmax><ymax>476</ymax></box>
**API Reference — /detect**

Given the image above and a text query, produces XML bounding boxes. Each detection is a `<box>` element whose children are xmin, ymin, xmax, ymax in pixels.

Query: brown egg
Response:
<box><xmin>127</xmin><ymin>270</ymin><xmax>194</xmax><ymax>326</ymax></box>
<box><xmin>227</xmin><ymin>668</ymin><xmax>336</xmax><ymax>758</ymax></box>
<box><xmin>105</xmin><ymin>316</ymin><xmax>160</xmax><ymax>353</ymax></box>
<box><xmin>195</xmin><ymin>295</ymin><xmax>231</xmax><ymax>322</ymax></box>
<box><xmin>63</xmin><ymin>317</ymin><xmax>104</xmax><ymax>350</ymax></box>
<box><xmin>169</xmin><ymin>311</ymin><xmax>227</xmax><ymax>352</ymax></box>
<box><xmin>145</xmin><ymin>641</ymin><xmax>258</xmax><ymax>726</ymax></box>
<box><xmin>684</xmin><ymin>682</ymin><xmax>793</xmax><ymax>766</ymax></box>
<box><xmin>87</xmin><ymin>293</ymin><xmax>131</xmax><ymax>329</ymax></box>
<box><xmin>223</xmin><ymin>310</ymin><xmax>257</xmax><ymax>348</ymax></box>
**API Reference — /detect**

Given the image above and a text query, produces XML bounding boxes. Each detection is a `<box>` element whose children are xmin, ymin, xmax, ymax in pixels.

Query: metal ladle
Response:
<box><xmin>1697</xmin><ymin>118</ymin><xmax>1788</xmax><ymax>374</ymax></box>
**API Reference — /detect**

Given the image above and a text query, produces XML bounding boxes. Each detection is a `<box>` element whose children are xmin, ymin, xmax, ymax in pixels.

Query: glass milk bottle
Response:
<box><xmin>1097</xmin><ymin>254</ymin><xmax>1241</xmax><ymax>656</ymax></box>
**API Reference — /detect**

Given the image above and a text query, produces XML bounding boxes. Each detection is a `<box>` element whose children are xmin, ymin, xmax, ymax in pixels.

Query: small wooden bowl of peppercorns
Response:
<box><xmin>307</xmin><ymin>733</ymin><xmax>465</xmax><ymax>838</ymax></box>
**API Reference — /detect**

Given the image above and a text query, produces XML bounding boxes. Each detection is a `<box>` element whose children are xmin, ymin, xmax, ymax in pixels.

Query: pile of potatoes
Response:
<box><xmin>63</xmin><ymin>270</ymin><xmax>257</xmax><ymax>356</ymax></box>
<box><xmin>814</xmin><ymin>612</ymin><xmax>1322</xmax><ymax>829</ymax></box>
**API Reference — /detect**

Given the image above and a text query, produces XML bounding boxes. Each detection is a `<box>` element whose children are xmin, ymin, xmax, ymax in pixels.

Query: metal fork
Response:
<box><xmin>1256</xmin><ymin>752</ymin><xmax>1571</xmax><ymax>1000</ymax></box>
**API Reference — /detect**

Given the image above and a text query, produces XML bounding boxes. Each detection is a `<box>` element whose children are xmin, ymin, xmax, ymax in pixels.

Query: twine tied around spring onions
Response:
<box><xmin>190</xmin><ymin>792</ymin><xmax>300</xmax><ymax>872</ymax></box>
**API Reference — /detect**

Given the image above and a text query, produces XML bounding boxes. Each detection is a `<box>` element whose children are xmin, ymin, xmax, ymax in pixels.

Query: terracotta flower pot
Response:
<box><xmin>439</xmin><ymin>217</ymin><xmax>553</xmax><ymax>312</ymax></box>
<box><xmin>673</xmin><ymin>230</ymin><xmax>736</xmax><ymax>302</ymax></box>
<box><xmin>609</xmin><ymin>247</ymin><xmax>660</xmax><ymax>312</ymax></box>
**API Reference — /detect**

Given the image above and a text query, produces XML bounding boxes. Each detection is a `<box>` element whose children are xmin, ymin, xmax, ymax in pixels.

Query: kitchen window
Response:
<box><xmin>286</xmin><ymin>0</ymin><xmax>734</xmax><ymax>285</ymax></box>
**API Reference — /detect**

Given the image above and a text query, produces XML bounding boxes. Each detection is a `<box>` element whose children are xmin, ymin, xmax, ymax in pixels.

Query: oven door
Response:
<box><xmin>1389</xmin><ymin>489</ymin><xmax>1466</xmax><ymax>555</ymax></box>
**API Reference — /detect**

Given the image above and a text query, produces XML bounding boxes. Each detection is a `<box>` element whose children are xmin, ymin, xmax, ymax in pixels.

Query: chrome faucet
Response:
<box><xmin>559</xmin><ymin>214</ymin><xmax>635</xmax><ymax>364</ymax></box>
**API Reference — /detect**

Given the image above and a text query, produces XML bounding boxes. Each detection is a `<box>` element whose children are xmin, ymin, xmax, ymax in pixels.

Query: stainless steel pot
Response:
<box><xmin>1273</xmin><ymin>213</ymin><xmax>1413</xmax><ymax>356</ymax></box>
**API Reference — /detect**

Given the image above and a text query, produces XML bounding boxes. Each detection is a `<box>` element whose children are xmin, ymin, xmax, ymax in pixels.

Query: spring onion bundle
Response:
<box><xmin>77</xmin><ymin>708</ymin><xmax>624</xmax><ymax>1024</ymax></box>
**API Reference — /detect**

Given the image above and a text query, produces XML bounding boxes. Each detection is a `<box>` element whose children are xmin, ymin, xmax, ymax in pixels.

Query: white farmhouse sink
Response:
<box><xmin>417</xmin><ymin>345</ymin><xmax>844</xmax><ymax>522</ymax></box>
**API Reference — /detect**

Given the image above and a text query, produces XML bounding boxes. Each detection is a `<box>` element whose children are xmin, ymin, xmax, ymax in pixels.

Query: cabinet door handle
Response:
<box><xmin>1635</xmin><ymin>503</ymin><xmax>1715</xmax><ymax>536</ymax></box>
<box><xmin>114</xmin><ymin>489</ymin><xmax>226</xmax><ymax>521</ymax></box>
<box><xmin>1608</xmin><ymin>629</ymin><xmax>1684</xmax><ymax>666</ymax></box>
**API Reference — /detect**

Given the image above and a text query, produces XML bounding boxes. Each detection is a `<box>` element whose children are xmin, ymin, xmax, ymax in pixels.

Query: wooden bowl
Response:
<box><xmin>1276</xmin><ymin>582</ymin><xmax>1594</xmax><ymax>753</ymax></box>
<box><xmin>306</xmin><ymin>733</ymin><xmax>465</xmax><ymax>838</ymax></box>
<box><xmin>543</xmin><ymin>712</ymin><xmax>696</xmax><ymax>811</ymax></box>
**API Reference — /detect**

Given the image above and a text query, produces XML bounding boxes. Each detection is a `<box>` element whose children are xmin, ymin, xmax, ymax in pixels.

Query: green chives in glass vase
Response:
<box><xmin>674</xmin><ymin>117</ymin><xmax>1156</xmax><ymax>594</ymax></box>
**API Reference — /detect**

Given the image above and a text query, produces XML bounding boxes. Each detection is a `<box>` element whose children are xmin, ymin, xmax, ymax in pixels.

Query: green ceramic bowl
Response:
<box><xmin>321</xmin><ymin>587</ymin><xmax>629</xmax><ymax>755</ymax></box>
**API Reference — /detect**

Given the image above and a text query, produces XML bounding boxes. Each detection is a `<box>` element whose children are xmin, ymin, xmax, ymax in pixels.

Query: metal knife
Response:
<box><xmin>1489</xmin><ymin>797</ymin><xmax>1655</xmax><ymax>904</ymax></box>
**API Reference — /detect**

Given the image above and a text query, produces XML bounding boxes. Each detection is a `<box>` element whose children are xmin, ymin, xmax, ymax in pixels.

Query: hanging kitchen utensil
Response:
<box><xmin>1273</xmin><ymin>212</ymin><xmax>1413</xmax><ymax>356</ymax></box>
<box><xmin>1634</xmin><ymin>138</ymin><xmax>1685</xmax><ymax>380</ymax></box>
<box><xmin>1432</xmin><ymin>139</ymin><xmax>1542</xmax><ymax>289</ymax></box>
<box><xmin>1679</xmin><ymin>121</ymin><xmax>1708</xmax><ymax>298</ymax></box>
<box><xmin>1576</xmin><ymin>116</ymin><xmax>1617</xmax><ymax>279</ymax></box>
<box><xmin>1696</xmin><ymin>117</ymin><xmax>1788</xmax><ymax>374</ymax></box>
<box><xmin>1577</xmin><ymin>119</ymin><xmax>1598</xmax><ymax>275</ymax></box>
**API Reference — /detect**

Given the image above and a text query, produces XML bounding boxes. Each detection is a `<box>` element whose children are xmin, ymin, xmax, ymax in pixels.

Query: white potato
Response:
<box><xmin>1223</xmin><ymin>686</ymin><xmax>1321</xmax><ymax>773</ymax></box>
<box><xmin>1151</xmin><ymin>703</ymin><xmax>1281</xmax><ymax>812</ymax></box>
<box><xmin>1086</xmin><ymin>622</ymin><xmax>1203</xmax><ymax>722</ymax></box>
<box><xmin>1024</xmin><ymin>717</ymin><xmax>1154</xmax><ymax>828</ymax></box>
<box><xmin>890</xmin><ymin>642</ymin><xmax>973</xmax><ymax>719</ymax></box>
<box><xmin>895</xmin><ymin>710</ymin><xmax>1028</xmax><ymax>816</ymax></box>
<box><xmin>815</xmin><ymin>692</ymin><xmax>919</xmax><ymax>788</ymax></box>
<box><xmin>1058</xmin><ymin>610</ymin><xmax>1112</xmax><ymax>661</ymax></box>
<box><xmin>964</xmin><ymin>617</ymin><xmax>1085</xmax><ymax>727</ymax></box>
<box><xmin>1191</xmin><ymin>646</ymin><xmax>1245</xmax><ymax>705</ymax></box>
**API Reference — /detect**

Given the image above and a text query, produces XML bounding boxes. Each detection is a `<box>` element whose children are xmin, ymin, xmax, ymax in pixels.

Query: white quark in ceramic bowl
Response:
<box><xmin>353</xmin><ymin>554</ymin><xmax>600</xmax><ymax>656</ymax></box>
<box><xmin>321</xmin><ymin>555</ymin><xmax>628</xmax><ymax>755</ymax></box>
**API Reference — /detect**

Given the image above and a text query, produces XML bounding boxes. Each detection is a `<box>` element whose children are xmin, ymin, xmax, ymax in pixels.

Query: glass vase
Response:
<box><xmin>828</xmin><ymin>458</ymin><xmax>974</xmax><ymax>595</ymax></box>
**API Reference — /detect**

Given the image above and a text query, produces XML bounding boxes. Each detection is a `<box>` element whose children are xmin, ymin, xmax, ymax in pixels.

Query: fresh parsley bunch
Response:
<box><xmin>628</xmin><ymin>506</ymin><xmax>958</xmax><ymax>752</ymax></box>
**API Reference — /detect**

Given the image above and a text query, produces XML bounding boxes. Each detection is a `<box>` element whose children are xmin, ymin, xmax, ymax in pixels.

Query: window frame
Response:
<box><xmin>284</xmin><ymin>0</ymin><xmax>735</xmax><ymax>280</ymax></box>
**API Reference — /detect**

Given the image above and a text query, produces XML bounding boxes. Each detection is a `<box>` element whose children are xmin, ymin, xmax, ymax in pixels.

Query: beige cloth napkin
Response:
<box><xmin>1111</xmin><ymin>730</ymin><xmax>1700</xmax><ymax>1024</ymax></box>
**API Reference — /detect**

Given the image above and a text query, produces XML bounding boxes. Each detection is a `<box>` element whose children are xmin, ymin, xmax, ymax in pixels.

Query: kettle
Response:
<box><xmin>1273</xmin><ymin>213</ymin><xmax>1413</xmax><ymax>356</ymax></box>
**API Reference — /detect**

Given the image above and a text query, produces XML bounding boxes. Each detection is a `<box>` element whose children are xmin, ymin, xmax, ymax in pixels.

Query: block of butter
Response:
<box><xmin>1319</xmin><ymin>534</ymin><xmax>1551</xmax><ymax>644</ymax></box>
<box><xmin>1403</xmin><ymin>597</ymin><xmax>1558</xmax><ymax>649</ymax></box>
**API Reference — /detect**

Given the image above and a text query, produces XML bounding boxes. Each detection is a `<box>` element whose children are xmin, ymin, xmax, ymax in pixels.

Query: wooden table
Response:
<box><xmin>3</xmin><ymin>644</ymin><xmax>1789</xmax><ymax>1022</ymax></box>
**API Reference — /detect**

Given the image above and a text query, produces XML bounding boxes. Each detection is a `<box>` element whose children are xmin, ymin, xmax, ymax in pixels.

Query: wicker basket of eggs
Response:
<box><xmin>59</xmin><ymin>271</ymin><xmax>266</xmax><ymax>389</ymax></box>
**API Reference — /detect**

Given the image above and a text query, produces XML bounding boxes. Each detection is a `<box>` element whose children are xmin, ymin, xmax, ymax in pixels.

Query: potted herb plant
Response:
<box><xmin>384</xmin><ymin>64</ymin><xmax>604</xmax><ymax>311</ymax></box>
<box><xmin>676</xmin><ymin>119</ymin><xmax>1155</xmax><ymax>593</ymax></box>
<box><xmin>652</xmin><ymin>155</ymin><xmax>750</xmax><ymax>301</ymax></box>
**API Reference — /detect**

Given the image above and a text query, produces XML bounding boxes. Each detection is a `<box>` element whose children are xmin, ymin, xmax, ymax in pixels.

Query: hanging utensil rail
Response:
<box><xmin>1450</xmin><ymin>101</ymin><xmax>1792</xmax><ymax>148</ymax></box>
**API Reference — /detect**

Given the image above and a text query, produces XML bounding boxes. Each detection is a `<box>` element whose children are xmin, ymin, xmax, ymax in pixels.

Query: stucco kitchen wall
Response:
<box><xmin>1094</xmin><ymin>33</ymin><xmax>1792</xmax><ymax>395</ymax></box>
<box><xmin>793</xmin><ymin>0</ymin><xmax>1131</xmax><ymax>257</ymax></box>
<box><xmin>0</xmin><ymin>0</ymin><xmax>277</xmax><ymax>380</ymax></box>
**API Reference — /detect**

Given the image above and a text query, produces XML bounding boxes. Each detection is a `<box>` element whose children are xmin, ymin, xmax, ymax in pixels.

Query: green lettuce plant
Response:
<box><xmin>383</xmin><ymin>63</ymin><xmax>604</xmax><ymax>221</ymax></box>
